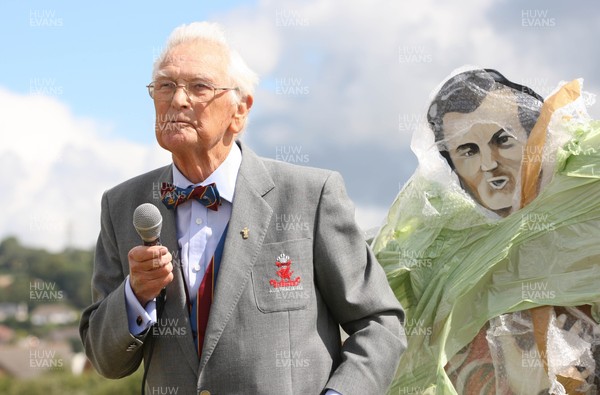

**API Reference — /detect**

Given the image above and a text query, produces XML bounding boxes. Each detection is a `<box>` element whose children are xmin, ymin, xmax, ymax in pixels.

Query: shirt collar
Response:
<box><xmin>171</xmin><ymin>143</ymin><xmax>241</xmax><ymax>203</ymax></box>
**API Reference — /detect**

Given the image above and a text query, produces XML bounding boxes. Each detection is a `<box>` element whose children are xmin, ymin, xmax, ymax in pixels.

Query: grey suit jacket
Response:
<box><xmin>80</xmin><ymin>141</ymin><xmax>406</xmax><ymax>395</ymax></box>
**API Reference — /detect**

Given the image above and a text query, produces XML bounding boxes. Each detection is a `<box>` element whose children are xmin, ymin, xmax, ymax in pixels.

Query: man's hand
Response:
<box><xmin>128</xmin><ymin>246</ymin><xmax>173</xmax><ymax>306</ymax></box>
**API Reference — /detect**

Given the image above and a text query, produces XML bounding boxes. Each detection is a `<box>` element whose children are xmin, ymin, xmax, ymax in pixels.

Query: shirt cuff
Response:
<box><xmin>124</xmin><ymin>276</ymin><xmax>157</xmax><ymax>336</ymax></box>
<box><xmin>325</xmin><ymin>390</ymin><xmax>342</xmax><ymax>395</ymax></box>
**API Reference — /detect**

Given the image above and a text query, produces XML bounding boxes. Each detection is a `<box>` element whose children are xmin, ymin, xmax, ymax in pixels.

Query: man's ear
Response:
<box><xmin>230</xmin><ymin>94</ymin><xmax>254</xmax><ymax>134</ymax></box>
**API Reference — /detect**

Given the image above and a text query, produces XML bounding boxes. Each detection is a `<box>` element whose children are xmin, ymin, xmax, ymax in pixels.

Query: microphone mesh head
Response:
<box><xmin>133</xmin><ymin>203</ymin><xmax>163</xmax><ymax>242</ymax></box>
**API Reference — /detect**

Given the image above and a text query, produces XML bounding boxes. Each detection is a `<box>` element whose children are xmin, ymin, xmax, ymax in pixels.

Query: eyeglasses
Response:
<box><xmin>146</xmin><ymin>80</ymin><xmax>239</xmax><ymax>103</ymax></box>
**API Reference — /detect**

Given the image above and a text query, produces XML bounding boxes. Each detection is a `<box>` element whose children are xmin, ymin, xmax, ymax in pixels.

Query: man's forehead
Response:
<box><xmin>443</xmin><ymin>112</ymin><xmax>505</xmax><ymax>134</ymax></box>
<box><xmin>443</xmin><ymin>90</ymin><xmax>520</xmax><ymax>130</ymax></box>
<box><xmin>157</xmin><ymin>40</ymin><xmax>228</xmax><ymax>75</ymax></box>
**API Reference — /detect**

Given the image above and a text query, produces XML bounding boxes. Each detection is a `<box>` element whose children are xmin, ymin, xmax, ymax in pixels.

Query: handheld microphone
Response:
<box><xmin>133</xmin><ymin>203</ymin><xmax>163</xmax><ymax>246</ymax></box>
<box><xmin>132</xmin><ymin>203</ymin><xmax>166</xmax><ymax>395</ymax></box>
<box><xmin>132</xmin><ymin>202</ymin><xmax>167</xmax><ymax>304</ymax></box>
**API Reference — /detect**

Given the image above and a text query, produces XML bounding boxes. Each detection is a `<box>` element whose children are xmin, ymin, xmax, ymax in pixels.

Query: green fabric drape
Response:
<box><xmin>373</xmin><ymin>120</ymin><xmax>600</xmax><ymax>394</ymax></box>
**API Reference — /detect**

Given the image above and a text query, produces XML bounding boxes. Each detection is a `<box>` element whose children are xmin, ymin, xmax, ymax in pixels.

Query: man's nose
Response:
<box><xmin>170</xmin><ymin>85</ymin><xmax>191</xmax><ymax>108</ymax></box>
<box><xmin>480</xmin><ymin>148</ymin><xmax>498</xmax><ymax>171</ymax></box>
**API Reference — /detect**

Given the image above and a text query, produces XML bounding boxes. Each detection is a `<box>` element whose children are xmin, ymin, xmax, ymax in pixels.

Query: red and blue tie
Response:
<box><xmin>160</xmin><ymin>182</ymin><xmax>221</xmax><ymax>211</ymax></box>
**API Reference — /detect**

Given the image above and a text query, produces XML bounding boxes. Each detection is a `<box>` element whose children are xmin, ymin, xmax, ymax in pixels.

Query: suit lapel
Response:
<box><xmin>199</xmin><ymin>142</ymin><xmax>275</xmax><ymax>371</ymax></box>
<box><xmin>154</xmin><ymin>165</ymin><xmax>200</xmax><ymax>374</ymax></box>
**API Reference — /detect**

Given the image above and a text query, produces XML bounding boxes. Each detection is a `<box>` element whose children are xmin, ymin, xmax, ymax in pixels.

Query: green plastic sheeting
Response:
<box><xmin>372</xmin><ymin>120</ymin><xmax>600</xmax><ymax>394</ymax></box>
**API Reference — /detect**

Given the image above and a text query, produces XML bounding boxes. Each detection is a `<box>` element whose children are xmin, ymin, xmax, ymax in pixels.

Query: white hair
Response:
<box><xmin>152</xmin><ymin>22</ymin><xmax>258</xmax><ymax>104</ymax></box>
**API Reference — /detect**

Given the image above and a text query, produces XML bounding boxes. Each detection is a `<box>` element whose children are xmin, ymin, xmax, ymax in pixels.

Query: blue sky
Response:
<box><xmin>1</xmin><ymin>1</ymin><xmax>258</xmax><ymax>143</ymax></box>
<box><xmin>1</xmin><ymin>0</ymin><xmax>600</xmax><ymax>250</ymax></box>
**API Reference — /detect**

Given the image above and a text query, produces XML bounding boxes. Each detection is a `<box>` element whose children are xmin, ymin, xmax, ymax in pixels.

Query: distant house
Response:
<box><xmin>0</xmin><ymin>274</ymin><xmax>14</xmax><ymax>288</ymax></box>
<box><xmin>0</xmin><ymin>302</ymin><xmax>28</xmax><ymax>322</ymax></box>
<box><xmin>71</xmin><ymin>352</ymin><xmax>93</xmax><ymax>375</ymax></box>
<box><xmin>30</xmin><ymin>304</ymin><xmax>78</xmax><ymax>326</ymax></box>
<box><xmin>0</xmin><ymin>324</ymin><xmax>15</xmax><ymax>343</ymax></box>
<box><xmin>0</xmin><ymin>339</ymin><xmax>73</xmax><ymax>379</ymax></box>
<box><xmin>0</xmin><ymin>344</ymin><xmax>39</xmax><ymax>379</ymax></box>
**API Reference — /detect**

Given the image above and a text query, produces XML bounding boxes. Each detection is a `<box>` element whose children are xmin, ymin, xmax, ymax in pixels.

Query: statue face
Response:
<box><xmin>442</xmin><ymin>88</ymin><xmax>528</xmax><ymax>216</ymax></box>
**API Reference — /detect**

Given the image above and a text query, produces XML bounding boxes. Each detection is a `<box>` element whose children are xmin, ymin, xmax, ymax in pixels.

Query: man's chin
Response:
<box><xmin>490</xmin><ymin>206</ymin><xmax>514</xmax><ymax>217</ymax></box>
<box><xmin>481</xmin><ymin>194</ymin><xmax>516</xmax><ymax>216</ymax></box>
<box><xmin>474</xmin><ymin>190</ymin><xmax>516</xmax><ymax>217</ymax></box>
<box><xmin>157</xmin><ymin>129</ymin><xmax>197</xmax><ymax>151</ymax></box>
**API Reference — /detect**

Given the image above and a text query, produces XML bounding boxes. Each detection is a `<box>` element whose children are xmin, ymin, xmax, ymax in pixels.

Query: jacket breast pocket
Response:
<box><xmin>251</xmin><ymin>238</ymin><xmax>313</xmax><ymax>313</ymax></box>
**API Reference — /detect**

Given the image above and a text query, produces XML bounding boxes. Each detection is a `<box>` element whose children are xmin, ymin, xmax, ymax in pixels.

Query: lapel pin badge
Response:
<box><xmin>241</xmin><ymin>227</ymin><xmax>250</xmax><ymax>239</ymax></box>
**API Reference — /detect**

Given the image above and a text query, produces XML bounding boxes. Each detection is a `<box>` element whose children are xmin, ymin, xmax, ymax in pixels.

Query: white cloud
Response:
<box><xmin>0</xmin><ymin>88</ymin><xmax>170</xmax><ymax>251</ymax></box>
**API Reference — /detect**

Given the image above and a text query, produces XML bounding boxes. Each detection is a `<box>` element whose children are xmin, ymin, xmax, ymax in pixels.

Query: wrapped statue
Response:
<box><xmin>372</xmin><ymin>67</ymin><xmax>600</xmax><ymax>394</ymax></box>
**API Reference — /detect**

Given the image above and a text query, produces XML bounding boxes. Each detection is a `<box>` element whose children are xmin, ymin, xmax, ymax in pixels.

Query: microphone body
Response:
<box><xmin>144</xmin><ymin>239</ymin><xmax>161</xmax><ymax>247</ymax></box>
<box><xmin>133</xmin><ymin>203</ymin><xmax>163</xmax><ymax>246</ymax></box>
<box><xmin>132</xmin><ymin>203</ymin><xmax>167</xmax><ymax>303</ymax></box>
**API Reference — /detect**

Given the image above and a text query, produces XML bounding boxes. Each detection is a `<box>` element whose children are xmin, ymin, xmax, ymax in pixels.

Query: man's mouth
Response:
<box><xmin>487</xmin><ymin>176</ymin><xmax>509</xmax><ymax>190</ymax></box>
<box><xmin>161</xmin><ymin>120</ymin><xmax>193</xmax><ymax>130</ymax></box>
<box><xmin>156</xmin><ymin>119</ymin><xmax>193</xmax><ymax>133</ymax></box>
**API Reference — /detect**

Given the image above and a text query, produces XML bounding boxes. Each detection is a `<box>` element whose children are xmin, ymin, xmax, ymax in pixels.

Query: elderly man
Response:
<box><xmin>79</xmin><ymin>22</ymin><xmax>405</xmax><ymax>395</ymax></box>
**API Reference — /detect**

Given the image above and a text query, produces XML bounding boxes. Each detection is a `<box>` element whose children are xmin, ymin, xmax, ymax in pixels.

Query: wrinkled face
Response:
<box><xmin>153</xmin><ymin>40</ymin><xmax>240</xmax><ymax>158</ymax></box>
<box><xmin>442</xmin><ymin>89</ymin><xmax>528</xmax><ymax>216</ymax></box>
